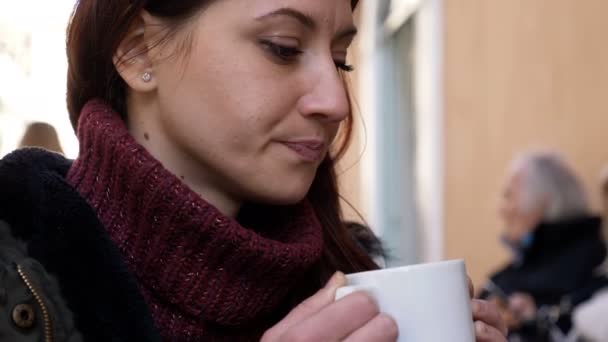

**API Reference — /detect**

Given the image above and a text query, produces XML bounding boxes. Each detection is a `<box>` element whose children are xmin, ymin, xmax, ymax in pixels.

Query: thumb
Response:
<box><xmin>288</xmin><ymin>271</ymin><xmax>346</xmax><ymax>320</ymax></box>
<box><xmin>266</xmin><ymin>272</ymin><xmax>346</xmax><ymax>339</ymax></box>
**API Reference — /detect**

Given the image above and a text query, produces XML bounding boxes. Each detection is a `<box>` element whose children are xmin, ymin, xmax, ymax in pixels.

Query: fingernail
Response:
<box><xmin>326</xmin><ymin>271</ymin><xmax>345</xmax><ymax>289</ymax></box>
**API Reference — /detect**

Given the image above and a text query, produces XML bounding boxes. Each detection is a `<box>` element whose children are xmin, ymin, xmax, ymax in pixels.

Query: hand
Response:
<box><xmin>469</xmin><ymin>278</ymin><xmax>508</xmax><ymax>341</ymax></box>
<box><xmin>487</xmin><ymin>296</ymin><xmax>520</xmax><ymax>329</ymax></box>
<box><xmin>261</xmin><ymin>272</ymin><xmax>398</xmax><ymax>342</ymax></box>
<box><xmin>508</xmin><ymin>293</ymin><xmax>537</xmax><ymax>324</ymax></box>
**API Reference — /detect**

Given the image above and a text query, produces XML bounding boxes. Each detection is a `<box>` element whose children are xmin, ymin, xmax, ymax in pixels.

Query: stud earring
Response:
<box><xmin>141</xmin><ymin>72</ymin><xmax>152</xmax><ymax>83</ymax></box>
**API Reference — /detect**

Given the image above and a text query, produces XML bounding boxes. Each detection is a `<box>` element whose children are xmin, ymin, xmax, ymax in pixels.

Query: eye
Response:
<box><xmin>335</xmin><ymin>61</ymin><xmax>354</xmax><ymax>72</ymax></box>
<box><xmin>260</xmin><ymin>40</ymin><xmax>303</xmax><ymax>63</ymax></box>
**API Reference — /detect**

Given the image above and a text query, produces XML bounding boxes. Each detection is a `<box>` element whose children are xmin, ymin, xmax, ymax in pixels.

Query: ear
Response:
<box><xmin>113</xmin><ymin>11</ymin><xmax>159</xmax><ymax>93</ymax></box>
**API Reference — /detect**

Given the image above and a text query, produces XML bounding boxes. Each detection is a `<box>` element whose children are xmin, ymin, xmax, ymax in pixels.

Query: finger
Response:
<box><xmin>285</xmin><ymin>291</ymin><xmax>380</xmax><ymax>341</ymax></box>
<box><xmin>475</xmin><ymin>321</ymin><xmax>507</xmax><ymax>342</ymax></box>
<box><xmin>472</xmin><ymin>299</ymin><xmax>508</xmax><ymax>336</ymax></box>
<box><xmin>508</xmin><ymin>293</ymin><xmax>533</xmax><ymax>310</ymax></box>
<box><xmin>264</xmin><ymin>272</ymin><xmax>346</xmax><ymax>340</ymax></box>
<box><xmin>344</xmin><ymin>313</ymin><xmax>399</xmax><ymax>342</ymax></box>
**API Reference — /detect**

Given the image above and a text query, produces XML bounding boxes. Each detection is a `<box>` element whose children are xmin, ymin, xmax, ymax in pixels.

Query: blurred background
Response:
<box><xmin>0</xmin><ymin>0</ymin><xmax>78</xmax><ymax>157</ymax></box>
<box><xmin>339</xmin><ymin>0</ymin><xmax>608</xmax><ymax>288</ymax></box>
<box><xmin>1</xmin><ymin>0</ymin><xmax>608</xmax><ymax>288</ymax></box>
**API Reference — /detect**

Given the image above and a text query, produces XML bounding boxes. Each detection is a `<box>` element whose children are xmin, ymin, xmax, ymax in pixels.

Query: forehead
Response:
<box><xmin>239</xmin><ymin>0</ymin><xmax>354</xmax><ymax>29</ymax></box>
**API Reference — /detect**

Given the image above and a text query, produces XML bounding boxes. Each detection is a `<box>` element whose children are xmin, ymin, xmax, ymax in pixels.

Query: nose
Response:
<box><xmin>297</xmin><ymin>59</ymin><xmax>350</xmax><ymax>123</ymax></box>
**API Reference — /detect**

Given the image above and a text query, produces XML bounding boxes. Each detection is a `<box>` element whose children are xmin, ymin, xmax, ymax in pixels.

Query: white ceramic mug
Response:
<box><xmin>335</xmin><ymin>259</ymin><xmax>475</xmax><ymax>342</ymax></box>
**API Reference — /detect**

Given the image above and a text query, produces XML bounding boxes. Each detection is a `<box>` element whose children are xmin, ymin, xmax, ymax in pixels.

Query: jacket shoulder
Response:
<box><xmin>0</xmin><ymin>149</ymin><xmax>161</xmax><ymax>341</ymax></box>
<box><xmin>0</xmin><ymin>148</ymin><xmax>72</xmax><ymax>239</ymax></box>
<box><xmin>0</xmin><ymin>148</ymin><xmax>71</xmax><ymax>189</ymax></box>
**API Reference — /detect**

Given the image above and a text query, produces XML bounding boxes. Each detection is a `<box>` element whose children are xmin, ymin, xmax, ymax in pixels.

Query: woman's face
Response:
<box><xmin>499</xmin><ymin>171</ymin><xmax>526</xmax><ymax>242</ymax></box>
<box><xmin>498</xmin><ymin>170</ymin><xmax>541</xmax><ymax>244</ymax></box>
<box><xmin>139</xmin><ymin>0</ymin><xmax>355</xmax><ymax>214</ymax></box>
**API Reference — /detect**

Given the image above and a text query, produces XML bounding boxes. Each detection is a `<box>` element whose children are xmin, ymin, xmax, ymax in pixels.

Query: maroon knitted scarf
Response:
<box><xmin>67</xmin><ymin>100</ymin><xmax>324</xmax><ymax>341</ymax></box>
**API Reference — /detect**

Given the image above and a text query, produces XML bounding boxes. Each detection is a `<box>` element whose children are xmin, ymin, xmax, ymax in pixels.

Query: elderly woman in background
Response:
<box><xmin>479</xmin><ymin>151</ymin><xmax>608</xmax><ymax>342</ymax></box>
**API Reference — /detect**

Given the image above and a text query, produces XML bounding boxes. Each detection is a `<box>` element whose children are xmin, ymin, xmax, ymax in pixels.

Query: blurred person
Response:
<box><xmin>0</xmin><ymin>1</ymin><xmax>507</xmax><ymax>341</ymax></box>
<box><xmin>572</xmin><ymin>288</ymin><xmax>608</xmax><ymax>342</ymax></box>
<box><xmin>479</xmin><ymin>151</ymin><xmax>608</xmax><ymax>341</ymax></box>
<box><xmin>600</xmin><ymin>165</ymin><xmax>608</xmax><ymax>270</ymax></box>
<box><xmin>18</xmin><ymin>121</ymin><xmax>64</xmax><ymax>154</ymax></box>
<box><xmin>570</xmin><ymin>165</ymin><xmax>608</xmax><ymax>342</ymax></box>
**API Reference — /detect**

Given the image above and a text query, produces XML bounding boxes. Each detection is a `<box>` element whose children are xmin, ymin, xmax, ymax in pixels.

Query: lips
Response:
<box><xmin>282</xmin><ymin>140</ymin><xmax>325</xmax><ymax>162</ymax></box>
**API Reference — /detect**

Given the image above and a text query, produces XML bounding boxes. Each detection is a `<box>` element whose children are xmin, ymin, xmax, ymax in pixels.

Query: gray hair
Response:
<box><xmin>511</xmin><ymin>151</ymin><xmax>590</xmax><ymax>222</ymax></box>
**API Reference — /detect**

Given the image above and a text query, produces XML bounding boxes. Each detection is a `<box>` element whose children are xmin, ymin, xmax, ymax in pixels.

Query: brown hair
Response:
<box><xmin>19</xmin><ymin>122</ymin><xmax>64</xmax><ymax>154</ymax></box>
<box><xmin>66</xmin><ymin>0</ymin><xmax>375</xmax><ymax>288</ymax></box>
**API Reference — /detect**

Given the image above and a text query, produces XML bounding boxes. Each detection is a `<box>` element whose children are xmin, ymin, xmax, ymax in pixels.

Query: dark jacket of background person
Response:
<box><xmin>0</xmin><ymin>148</ymin><xmax>160</xmax><ymax>341</ymax></box>
<box><xmin>480</xmin><ymin>216</ymin><xmax>608</xmax><ymax>341</ymax></box>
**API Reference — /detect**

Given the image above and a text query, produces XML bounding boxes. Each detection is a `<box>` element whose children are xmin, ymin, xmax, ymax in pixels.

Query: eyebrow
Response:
<box><xmin>256</xmin><ymin>7</ymin><xmax>358</xmax><ymax>41</ymax></box>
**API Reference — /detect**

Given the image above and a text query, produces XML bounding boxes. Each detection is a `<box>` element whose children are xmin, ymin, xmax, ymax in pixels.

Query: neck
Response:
<box><xmin>127</xmin><ymin>100</ymin><xmax>241</xmax><ymax>217</ymax></box>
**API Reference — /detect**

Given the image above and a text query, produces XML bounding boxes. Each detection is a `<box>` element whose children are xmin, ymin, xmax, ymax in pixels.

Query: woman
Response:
<box><xmin>479</xmin><ymin>151</ymin><xmax>607</xmax><ymax>341</ymax></box>
<box><xmin>0</xmin><ymin>0</ymin><xmax>506</xmax><ymax>341</ymax></box>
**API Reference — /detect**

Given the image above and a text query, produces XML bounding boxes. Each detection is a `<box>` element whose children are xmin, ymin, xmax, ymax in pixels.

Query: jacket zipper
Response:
<box><xmin>16</xmin><ymin>264</ymin><xmax>54</xmax><ymax>342</ymax></box>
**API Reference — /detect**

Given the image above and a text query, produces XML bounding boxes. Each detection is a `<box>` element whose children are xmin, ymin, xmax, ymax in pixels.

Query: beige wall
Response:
<box><xmin>444</xmin><ymin>0</ymin><xmax>608</xmax><ymax>286</ymax></box>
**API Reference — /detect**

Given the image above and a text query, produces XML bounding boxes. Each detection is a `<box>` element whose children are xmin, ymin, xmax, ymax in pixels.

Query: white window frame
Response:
<box><xmin>358</xmin><ymin>0</ymin><xmax>444</xmax><ymax>265</ymax></box>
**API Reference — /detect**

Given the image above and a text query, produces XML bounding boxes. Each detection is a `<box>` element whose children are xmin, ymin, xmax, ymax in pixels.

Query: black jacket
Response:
<box><xmin>0</xmin><ymin>148</ymin><xmax>161</xmax><ymax>341</ymax></box>
<box><xmin>480</xmin><ymin>216</ymin><xmax>608</xmax><ymax>341</ymax></box>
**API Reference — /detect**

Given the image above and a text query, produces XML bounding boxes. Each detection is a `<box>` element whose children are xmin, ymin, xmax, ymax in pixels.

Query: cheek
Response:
<box><xmin>168</xmin><ymin>29</ymin><xmax>308</xmax><ymax>138</ymax></box>
<box><xmin>193</xmin><ymin>62</ymin><xmax>297</xmax><ymax>136</ymax></box>
<box><xmin>328</xmin><ymin>122</ymin><xmax>342</xmax><ymax>141</ymax></box>
<box><xmin>499</xmin><ymin>199</ymin><xmax>515</xmax><ymax>222</ymax></box>
<box><xmin>158</xmin><ymin>71</ymin><xmax>281</xmax><ymax>152</ymax></box>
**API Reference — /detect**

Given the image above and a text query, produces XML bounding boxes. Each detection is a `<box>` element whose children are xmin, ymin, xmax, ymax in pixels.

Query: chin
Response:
<box><xmin>267</xmin><ymin>191</ymin><xmax>309</xmax><ymax>206</ymax></box>
<box><xmin>250</xmin><ymin>183</ymin><xmax>311</xmax><ymax>206</ymax></box>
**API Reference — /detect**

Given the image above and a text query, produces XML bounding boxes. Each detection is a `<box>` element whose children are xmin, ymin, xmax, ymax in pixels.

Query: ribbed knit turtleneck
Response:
<box><xmin>67</xmin><ymin>99</ymin><xmax>324</xmax><ymax>341</ymax></box>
